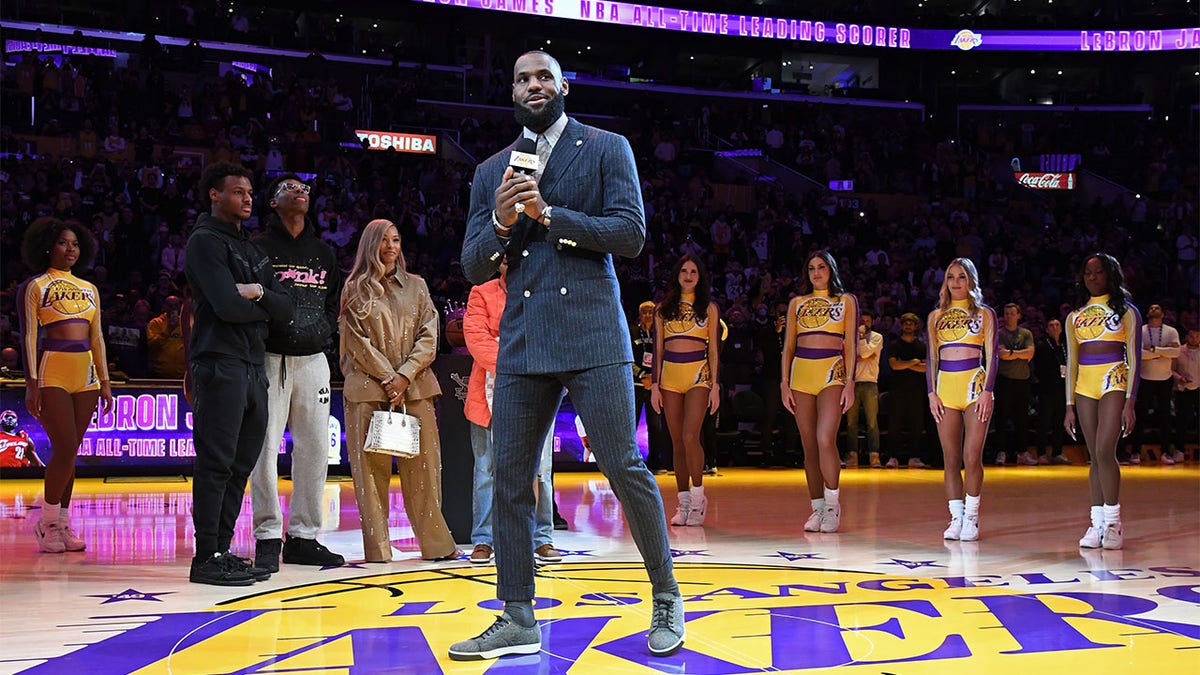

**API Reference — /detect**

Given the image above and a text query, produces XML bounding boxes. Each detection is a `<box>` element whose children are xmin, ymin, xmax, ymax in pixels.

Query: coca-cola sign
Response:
<box><xmin>1015</xmin><ymin>172</ymin><xmax>1077</xmax><ymax>190</ymax></box>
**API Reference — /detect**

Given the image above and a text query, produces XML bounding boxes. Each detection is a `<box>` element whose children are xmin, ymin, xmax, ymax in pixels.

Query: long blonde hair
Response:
<box><xmin>937</xmin><ymin>257</ymin><xmax>984</xmax><ymax>312</ymax></box>
<box><xmin>340</xmin><ymin>219</ymin><xmax>407</xmax><ymax>319</ymax></box>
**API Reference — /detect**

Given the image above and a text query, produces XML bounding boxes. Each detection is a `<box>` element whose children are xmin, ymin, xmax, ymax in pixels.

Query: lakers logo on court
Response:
<box><xmin>41</xmin><ymin>279</ymin><xmax>95</xmax><ymax>316</ymax></box>
<box><xmin>32</xmin><ymin>561</ymin><xmax>1200</xmax><ymax>673</ymax></box>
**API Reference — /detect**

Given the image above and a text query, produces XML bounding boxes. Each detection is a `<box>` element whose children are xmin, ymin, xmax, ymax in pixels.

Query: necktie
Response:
<box><xmin>536</xmin><ymin>134</ymin><xmax>551</xmax><ymax>182</ymax></box>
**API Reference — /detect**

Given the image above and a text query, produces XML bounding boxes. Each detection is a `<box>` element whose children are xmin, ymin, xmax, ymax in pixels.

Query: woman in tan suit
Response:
<box><xmin>339</xmin><ymin>219</ymin><xmax>458</xmax><ymax>562</ymax></box>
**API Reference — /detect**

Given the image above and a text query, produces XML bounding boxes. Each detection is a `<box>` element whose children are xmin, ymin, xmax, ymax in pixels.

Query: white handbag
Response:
<box><xmin>363</xmin><ymin>405</ymin><xmax>421</xmax><ymax>459</ymax></box>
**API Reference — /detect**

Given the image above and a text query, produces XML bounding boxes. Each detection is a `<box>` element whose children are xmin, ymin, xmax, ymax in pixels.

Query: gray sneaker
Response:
<box><xmin>647</xmin><ymin>592</ymin><xmax>685</xmax><ymax>656</ymax></box>
<box><xmin>448</xmin><ymin>614</ymin><xmax>541</xmax><ymax>661</ymax></box>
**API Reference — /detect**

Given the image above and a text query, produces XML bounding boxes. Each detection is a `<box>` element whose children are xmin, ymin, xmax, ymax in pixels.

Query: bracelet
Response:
<box><xmin>252</xmin><ymin>283</ymin><xmax>264</xmax><ymax>302</ymax></box>
<box><xmin>491</xmin><ymin>210</ymin><xmax>512</xmax><ymax>235</ymax></box>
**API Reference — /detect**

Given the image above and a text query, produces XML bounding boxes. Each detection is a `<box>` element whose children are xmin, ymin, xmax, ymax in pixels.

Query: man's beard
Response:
<box><xmin>514</xmin><ymin>93</ymin><xmax>565</xmax><ymax>133</ymax></box>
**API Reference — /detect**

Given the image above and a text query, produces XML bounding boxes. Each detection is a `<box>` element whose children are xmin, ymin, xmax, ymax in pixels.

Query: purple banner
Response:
<box><xmin>413</xmin><ymin>0</ymin><xmax>1200</xmax><ymax>52</ymax></box>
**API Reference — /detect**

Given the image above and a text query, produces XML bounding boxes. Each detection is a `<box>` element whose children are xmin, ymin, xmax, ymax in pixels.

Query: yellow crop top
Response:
<box><xmin>931</xmin><ymin>299</ymin><xmax>987</xmax><ymax>348</ymax></box>
<box><xmin>663</xmin><ymin>293</ymin><xmax>710</xmax><ymax>343</ymax></box>
<box><xmin>793</xmin><ymin>289</ymin><xmax>853</xmax><ymax>339</ymax></box>
<box><xmin>22</xmin><ymin>269</ymin><xmax>108</xmax><ymax>379</ymax></box>
<box><xmin>1064</xmin><ymin>294</ymin><xmax>1142</xmax><ymax>402</ymax></box>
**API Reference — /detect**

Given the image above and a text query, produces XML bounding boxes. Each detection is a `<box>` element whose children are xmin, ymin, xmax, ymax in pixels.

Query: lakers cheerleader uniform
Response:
<box><xmin>1066</xmin><ymin>295</ymin><xmax>1141</xmax><ymax>403</ymax></box>
<box><xmin>658</xmin><ymin>293</ymin><xmax>712</xmax><ymax>394</ymax></box>
<box><xmin>788</xmin><ymin>289</ymin><xmax>857</xmax><ymax>395</ymax></box>
<box><xmin>927</xmin><ymin>299</ymin><xmax>997</xmax><ymax>411</ymax></box>
<box><xmin>22</xmin><ymin>269</ymin><xmax>109</xmax><ymax>393</ymax></box>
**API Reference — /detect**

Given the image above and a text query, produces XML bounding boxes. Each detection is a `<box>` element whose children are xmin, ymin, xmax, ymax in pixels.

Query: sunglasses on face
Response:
<box><xmin>275</xmin><ymin>181</ymin><xmax>311</xmax><ymax>196</ymax></box>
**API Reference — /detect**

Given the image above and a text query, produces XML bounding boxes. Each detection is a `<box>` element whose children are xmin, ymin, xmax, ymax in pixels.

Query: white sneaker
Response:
<box><xmin>1171</xmin><ymin>450</ymin><xmax>1186</xmax><ymax>463</ymax></box>
<box><xmin>907</xmin><ymin>458</ymin><xmax>927</xmax><ymax>469</ymax></box>
<box><xmin>994</xmin><ymin>452</ymin><xmax>1007</xmax><ymax>466</ymax></box>
<box><xmin>35</xmin><ymin>520</ymin><xmax>66</xmax><ymax>553</ymax></box>
<box><xmin>685</xmin><ymin>495</ymin><xmax>708</xmax><ymax>526</ymax></box>
<box><xmin>58</xmin><ymin>518</ymin><xmax>86</xmax><ymax>552</ymax></box>
<box><xmin>803</xmin><ymin>509</ymin><xmax>823</xmax><ymax>532</ymax></box>
<box><xmin>1129</xmin><ymin>454</ymin><xmax>1141</xmax><ymax>465</ymax></box>
<box><xmin>885</xmin><ymin>457</ymin><xmax>899</xmax><ymax>468</ymax></box>
<box><xmin>1078</xmin><ymin>526</ymin><xmax>1102</xmax><ymax>548</ymax></box>
<box><xmin>1101</xmin><ymin>522</ymin><xmax>1123</xmax><ymax>550</ymax></box>
<box><xmin>819</xmin><ymin>504</ymin><xmax>841</xmax><ymax>533</ymax></box>
<box><xmin>1161</xmin><ymin>453</ymin><xmax>1175</xmax><ymax>465</ymax></box>
<box><xmin>669</xmin><ymin>494</ymin><xmax>691</xmax><ymax>527</ymax></box>
<box><xmin>1017</xmin><ymin>451</ymin><xmax>1038</xmax><ymax>466</ymax></box>
<box><xmin>943</xmin><ymin>517</ymin><xmax>963</xmax><ymax>540</ymax></box>
<box><xmin>959</xmin><ymin>514</ymin><xmax>979</xmax><ymax>541</ymax></box>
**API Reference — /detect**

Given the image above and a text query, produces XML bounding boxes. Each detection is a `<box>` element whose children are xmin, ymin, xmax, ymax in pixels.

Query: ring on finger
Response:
<box><xmin>514</xmin><ymin>201</ymin><xmax>526</xmax><ymax>214</ymax></box>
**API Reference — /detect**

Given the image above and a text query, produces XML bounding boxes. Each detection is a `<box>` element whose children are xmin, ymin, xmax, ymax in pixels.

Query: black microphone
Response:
<box><xmin>509</xmin><ymin>137</ymin><xmax>539</xmax><ymax>175</ymax></box>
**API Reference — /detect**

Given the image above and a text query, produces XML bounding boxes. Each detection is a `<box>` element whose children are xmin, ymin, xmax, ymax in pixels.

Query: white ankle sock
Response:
<box><xmin>41</xmin><ymin>503</ymin><xmax>60</xmax><ymax>524</ymax></box>
<box><xmin>949</xmin><ymin>499</ymin><xmax>965</xmax><ymax>519</ymax></box>
<box><xmin>691</xmin><ymin>485</ymin><xmax>705</xmax><ymax>499</ymax></box>
<box><xmin>810</xmin><ymin>498</ymin><xmax>826</xmax><ymax>512</ymax></box>
<box><xmin>677</xmin><ymin>491</ymin><xmax>690</xmax><ymax>504</ymax></box>
<box><xmin>1090</xmin><ymin>505</ymin><xmax>1104</xmax><ymax>529</ymax></box>
<box><xmin>964</xmin><ymin>494</ymin><xmax>980</xmax><ymax>518</ymax></box>
<box><xmin>823</xmin><ymin>486</ymin><xmax>840</xmax><ymax>506</ymax></box>
<box><xmin>1102</xmin><ymin>503</ymin><xmax>1121</xmax><ymax>525</ymax></box>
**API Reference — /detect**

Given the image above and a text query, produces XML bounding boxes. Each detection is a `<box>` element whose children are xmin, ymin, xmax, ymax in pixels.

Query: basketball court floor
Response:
<box><xmin>1</xmin><ymin>465</ymin><xmax>1197</xmax><ymax>674</ymax></box>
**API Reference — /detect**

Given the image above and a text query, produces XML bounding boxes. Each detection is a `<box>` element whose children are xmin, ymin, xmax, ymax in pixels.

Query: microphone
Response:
<box><xmin>509</xmin><ymin>137</ymin><xmax>539</xmax><ymax>175</ymax></box>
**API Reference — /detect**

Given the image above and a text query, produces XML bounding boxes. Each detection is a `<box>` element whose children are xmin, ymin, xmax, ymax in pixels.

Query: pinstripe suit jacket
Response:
<box><xmin>462</xmin><ymin>118</ymin><xmax>645</xmax><ymax>375</ymax></box>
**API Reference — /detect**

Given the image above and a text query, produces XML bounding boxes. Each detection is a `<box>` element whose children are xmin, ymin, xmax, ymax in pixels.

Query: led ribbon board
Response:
<box><xmin>411</xmin><ymin>0</ymin><xmax>1200</xmax><ymax>52</ymax></box>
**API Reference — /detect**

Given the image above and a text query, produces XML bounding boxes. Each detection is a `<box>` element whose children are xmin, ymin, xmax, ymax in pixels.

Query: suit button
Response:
<box><xmin>560</xmin><ymin>287</ymin><xmax>568</xmax><ymax>295</ymax></box>
<box><xmin>524</xmin><ymin>290</ymin><xmax>532</xmax><ymax>298</ymax></box>
<box><xmin>522</xmin><ymin>249</ymin><xmax>530</xmax><ymax>257</ymax></box>
<box><xmin>556</xmin><ymin>244</ymin><xmax>563</xmax><ymax>250</ymax></box>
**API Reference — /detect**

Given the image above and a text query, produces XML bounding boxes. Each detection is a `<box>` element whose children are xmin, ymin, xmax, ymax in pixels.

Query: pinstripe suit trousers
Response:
<box><xmin>491</xmin><ymin>363</ymin><xmax>675</xmax><ymax>601</ymax></box>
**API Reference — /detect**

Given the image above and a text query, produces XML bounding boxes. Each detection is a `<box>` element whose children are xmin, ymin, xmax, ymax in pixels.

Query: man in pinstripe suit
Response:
<box><xmin>451</xmin><ymin>51</ymin><xmax>684</xmax><ymax>661</ymax></box>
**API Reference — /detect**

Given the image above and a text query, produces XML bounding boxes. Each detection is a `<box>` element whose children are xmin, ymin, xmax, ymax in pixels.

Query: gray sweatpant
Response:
<box><xmin>250</xmin><ymin>352</ymin><xmax>333</xmax><ymax>541</ymax></box>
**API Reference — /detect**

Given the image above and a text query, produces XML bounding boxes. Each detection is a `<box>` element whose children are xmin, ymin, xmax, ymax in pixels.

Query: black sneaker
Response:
<box><xmin>225</xmin><ymin>551</ymin><xmax>272</xmax><ymax>581</ymax></box>
<box><xmin>283</xmin><ymin>537</ymin><xmax>346</xmax><ymax>567</ymax></box>
<box><xmin>190</xmin><ymin>552</ymin><xmax>255</xmax><ymax>586</ymax></box>
<box><xmin>255</xmin><ymin>538</ymin><xmax>282</xmax><ymax>573</ymax></box>
<box><xmin>551</xmin><ymin>500</ymin><xmax>569</xmax><ymax>531</ymax></box>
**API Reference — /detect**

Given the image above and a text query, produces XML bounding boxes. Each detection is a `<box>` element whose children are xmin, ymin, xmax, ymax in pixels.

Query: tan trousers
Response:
<box><xmin>345</xmin><ymin>397</ymin><xmax>456</xmax><ymax>562</ymax></box>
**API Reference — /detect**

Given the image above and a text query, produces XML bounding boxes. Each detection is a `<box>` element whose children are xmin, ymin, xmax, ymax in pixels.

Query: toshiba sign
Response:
<box><xmin>355</xmin><ymin>130</ymin><xmax>437</xmax><ymax>154</ymax></box>
<box><xmin>1015</xmin><ymin>172</ymin><xmax>1076</xmax><ymax>190</ymax></box>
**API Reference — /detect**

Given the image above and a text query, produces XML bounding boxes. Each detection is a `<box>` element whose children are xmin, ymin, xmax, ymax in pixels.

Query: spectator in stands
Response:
<box><xmin>1065</xmin><ymin>254</ymin><xmax>1140</xmax><ymax>550</ymax></box>
<box><xmin>146</xmin><ymin>294</ymin><xmax>186</xmax><ymax>378</ymax></box>
<box><xmin>632</xmin><ymin>300</ymin><xmax>669</xmax><ymax>474</ymax></box>
<box><xmin>339</xmin><ymin>219</ymin><xmax>458</xmax><ymax>563</ymax></box>
<box><xmin>783</xmin><ymin>250</ymin><xmax>858</xmax><ymax>533</ymax></box>
<box><xmin>927</xmin><ymin>258</ymin><xmax>996</xmax><ymax>542</ymax></box>
<box><xmin>19</xmin><ymin>217</ymin><xmax>113</xmax><ymax>553</ymax></box>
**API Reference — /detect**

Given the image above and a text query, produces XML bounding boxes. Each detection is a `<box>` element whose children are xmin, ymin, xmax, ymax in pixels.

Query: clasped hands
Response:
<box><xmin>382</xmin><ymin>374</ymin><xmax>410</xmax><ymax>407</ymax></box>
<box><xmin>493</xmin><ymin>167</ymin><xmax>547</xmax><ymax>229</ymax></box>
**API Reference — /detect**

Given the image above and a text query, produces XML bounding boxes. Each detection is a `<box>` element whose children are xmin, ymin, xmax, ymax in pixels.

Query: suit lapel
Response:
<box><xmin>538</xmin><ymin>118</ymin><xmax>585</xmax><ymax>198</ymax></box>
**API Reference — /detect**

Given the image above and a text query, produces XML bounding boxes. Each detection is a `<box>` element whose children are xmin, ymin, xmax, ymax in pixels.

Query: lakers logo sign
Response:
<box><xmin>935</xmin><ymin>307</ymin><xmax>981</xmax><ymax>343</ymax></box>
<box><xmin>1074</xmin><ymin>304</ymin><xmax>1122</xmax><ymax>340</ymax></box>
<box><xmin>42</xmin><ymin>279</ymin><xmax>95</xmax><ymax>316</ymax></box>
<box><xmin>796</xmin><ymin>297</ymin><xmax>843</xmax><ymax>330</ymax></box>
<box><xmin>665</xmin><ymin>301</ymin><xmax>704</xmax><ymax>335</ymax></box>
<box><xmin>35</xmin><ymin>562</ymin><xmax>1200</xmax><ymax>673</ymax></box>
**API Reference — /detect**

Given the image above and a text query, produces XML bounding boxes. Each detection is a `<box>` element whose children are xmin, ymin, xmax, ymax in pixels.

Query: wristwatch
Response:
<box><xmin>540</xmin><ymin>205</ymin><xmax>553</xmax><ymax>228</ymax></box>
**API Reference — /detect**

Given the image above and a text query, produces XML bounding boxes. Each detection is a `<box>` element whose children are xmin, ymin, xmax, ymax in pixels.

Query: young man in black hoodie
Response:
<box><xmin>249</xmin><ymin>174</ymin><xmax>344</xmax><ymax>571</ymax></box>
<box><xmin>185</xmin><ymin>162</ymin><xmax>293</xmax><ymax>586</ymax></box>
